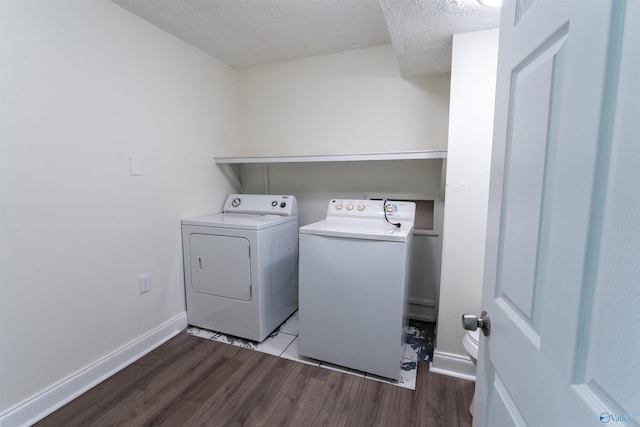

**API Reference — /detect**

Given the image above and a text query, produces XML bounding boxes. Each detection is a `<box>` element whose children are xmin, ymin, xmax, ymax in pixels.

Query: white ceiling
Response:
<box><xmin>111</xmin><ymin>0</ymin><xmax>500</xmax><ymax>77</ymax></box>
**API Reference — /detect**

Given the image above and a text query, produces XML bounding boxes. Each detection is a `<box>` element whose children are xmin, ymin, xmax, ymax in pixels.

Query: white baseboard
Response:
<box><xmin>0</xmin><ymin>312</ymin><xmax>187</xmax><ymax>427</ymax></box>
<box><xmin>408</xmin><ymin>297</ymin><xmax>437</xmax><ymax>322</ymax></box>
<box><xmin>408</xmin><ymin>304</ymin><xmax>436</xmax><ymax>322</ymax></box>
<box><xmin>429</xmin><ymin>349</ymin><xmax>477</xmax><ymax>381</ymax></box>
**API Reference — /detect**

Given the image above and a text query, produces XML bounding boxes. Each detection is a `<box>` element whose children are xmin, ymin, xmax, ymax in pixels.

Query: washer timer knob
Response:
<box><xmin>347</xmin><ymin>204</ymin><xmax>354</xmax><ymax>211</ymax></box>
<box><xmin>232</xmin><ymin>197</ymin><xmax>241</xmax><ymax>207</ymax></box>
<box><xmin>271</xmin><ymin>200</ymin><xmax>278</xmax><ymax>207</ymax></box>
<box><xmin>357</xmin><ymin>204</ymin><xmax>365</xmax><ymax>211</ymax></box>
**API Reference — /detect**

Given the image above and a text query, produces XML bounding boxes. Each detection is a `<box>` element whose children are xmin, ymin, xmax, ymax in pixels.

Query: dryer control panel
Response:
<box><xmin>223</xmin><ymin>194</ymin><xmax>298</xmax><ymax>216</ymax></box>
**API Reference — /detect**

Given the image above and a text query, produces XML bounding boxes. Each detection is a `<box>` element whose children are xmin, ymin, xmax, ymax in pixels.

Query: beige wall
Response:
<box><xmin>0</xmin><ymin>0</ymin><xmax>237</xmax><ymax>413</ymax></box>
<box><xmin>236</xmin><ymin>45</ymin><xmax>450</xmax><ymax>157</ymax></box>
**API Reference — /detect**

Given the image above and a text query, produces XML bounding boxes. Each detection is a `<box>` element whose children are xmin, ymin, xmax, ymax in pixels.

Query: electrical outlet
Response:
<box><xmin>139</xmin><ymin>274</ymin><xmax>151</xmax><ymax>294</ymax></box>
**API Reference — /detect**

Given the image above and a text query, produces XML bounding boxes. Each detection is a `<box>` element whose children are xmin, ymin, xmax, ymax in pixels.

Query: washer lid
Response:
<box><xmin>182</xmin><ymin>213</ymin><xmax>297</xmax><ymax>230</ymax></box>
<box><xmin>299</xmin><ymin>217</ymin><xmax>414</xmax><ymax>242</ymax></box>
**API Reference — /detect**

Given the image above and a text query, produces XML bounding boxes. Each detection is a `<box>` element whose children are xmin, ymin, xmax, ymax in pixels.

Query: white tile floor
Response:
<box><xmin>186</xmin><ymin>311</ymin><xmax>421</xmax><ymax>390</ymax></box>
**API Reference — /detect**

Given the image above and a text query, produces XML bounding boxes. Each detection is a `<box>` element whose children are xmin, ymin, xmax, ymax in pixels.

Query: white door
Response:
<box><xmin>474</xmin><ymin>0</ymin><xmax>640</xmax><ymax>426</ymax></box>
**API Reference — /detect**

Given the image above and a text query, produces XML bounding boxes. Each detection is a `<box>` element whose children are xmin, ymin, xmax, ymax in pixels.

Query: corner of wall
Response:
<box><xmin>0</xmin><ymin>313</ymin><xmax>187</xmax><ymax>427</ymax></box>
<box><xmin>435</xmin><ymin>28</ymin><xmax>499</xmax><ymax>359</ymax></box>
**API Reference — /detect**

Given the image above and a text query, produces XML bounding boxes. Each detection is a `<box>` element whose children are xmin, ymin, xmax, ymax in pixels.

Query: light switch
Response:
<box><xmin>129</xmin><ymin>155</ymin><xmax>143</xmax><ymax>176</ymax></box>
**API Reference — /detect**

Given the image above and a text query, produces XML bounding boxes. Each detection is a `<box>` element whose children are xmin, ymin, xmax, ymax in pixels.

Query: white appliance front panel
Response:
<box><xmin>298</xmin><ymin>233</ymin><xmax>410</xmax><ymax>380</ymax></box>
<box><xmin>189</xmin><ymin>234</ymin><xmax>251</xmax><ymax>301</ymax></box>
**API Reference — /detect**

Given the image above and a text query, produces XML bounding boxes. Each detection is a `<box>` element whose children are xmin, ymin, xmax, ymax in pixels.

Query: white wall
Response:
<box><xmin>432</xmin><ymin>29</ymin><xmax>499</xmax><ymax>376</ymax></box>
<box><xmin>0</xmin><ymin>0</ymin><xmax>237</xmax><ymax>416</ymax></box>
<box><xmin>236</xmin><ymin>45</ymin><xmax>450</xmax><ymax>156</ymax></box>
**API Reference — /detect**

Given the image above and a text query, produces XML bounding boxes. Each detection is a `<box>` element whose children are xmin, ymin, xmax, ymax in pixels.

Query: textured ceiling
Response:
<box><xmin>112</xmin><ymin>0</ymin><xmax>500</xmax><ymax>77</ymax></box>
<box><xmin>381</xmin><ymin>0</ymin><xmax>500</xmax><ymax>76</ymax></box>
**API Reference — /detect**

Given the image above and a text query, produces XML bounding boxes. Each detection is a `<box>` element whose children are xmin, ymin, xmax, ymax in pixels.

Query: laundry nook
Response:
<box><xmin>4</xmin><ymin>0</ymin><xmax>636</xmax><ymax>426</ymax></box>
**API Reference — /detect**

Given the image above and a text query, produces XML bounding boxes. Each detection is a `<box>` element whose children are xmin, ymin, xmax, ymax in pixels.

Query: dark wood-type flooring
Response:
<box><xmin>36</xmin><ymin>332</ymin><xmax>474</xmax><ymax>427</ymax></box>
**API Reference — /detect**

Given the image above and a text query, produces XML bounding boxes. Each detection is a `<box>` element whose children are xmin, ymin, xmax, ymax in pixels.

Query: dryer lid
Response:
<box><xmin>182</xmin><ymin>213</ymin><xmax>296</xmax><ymax>230</ymax></box>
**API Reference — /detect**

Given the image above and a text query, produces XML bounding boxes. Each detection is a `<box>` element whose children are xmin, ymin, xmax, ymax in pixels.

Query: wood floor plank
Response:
<box><xmin>346</xmin><ymin>377</ymin><xmax>385</xmax><ymax>427</ymax></box>
<box><xmin>141</xmin><ymin>355</ymin><xmax>244</xmax><ymax>426</ymax></box>
<box><xmin>36</xmin><ymin>333</ymin><xmax>207</xmax><ymax>426</ymax></box>
<box><xmin>36</xmin><ymin>333</ymin><xmax>475</xmax><ymax>427</ymax></box>
<box><xmin>313</xmin><ymin>370</ymin><xmax>363</xmax><ymax>427</ymax></box>
<box><xmin>200</xmin><ymin>352</ymin><xmax>283</xmax><ymax>426</ymax></box>
<box><xmin>260</xmin><ymin>362</ymin><xmax>318</xmax><ymax>426</ymax></box>
<box><xmin>233</xmin><ymin>358</ymin><xmax>304</xmax><ymax>426</ymax></box>
<box><xmin>94</xmin><ymin>337</ymin><xmax>232</xmax><ymax>426</ymax></box>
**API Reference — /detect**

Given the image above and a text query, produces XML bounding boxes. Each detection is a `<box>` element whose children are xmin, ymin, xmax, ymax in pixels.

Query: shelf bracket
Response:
<box><xmin>217</xmin><ymin>162</ymin><xmax>243</xmax><ymax>192</ymax></box>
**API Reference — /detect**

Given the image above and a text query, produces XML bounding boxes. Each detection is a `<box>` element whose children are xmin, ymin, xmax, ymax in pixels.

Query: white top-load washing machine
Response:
<box><xmin>298</xmin><ymin>199</ymin><xmax>415</xmax><ymax>380</ymax></box>
<box><xmin>182</xmin><ymin>194</ymin><xmax>298</xmax><ymax>342</ymax></box>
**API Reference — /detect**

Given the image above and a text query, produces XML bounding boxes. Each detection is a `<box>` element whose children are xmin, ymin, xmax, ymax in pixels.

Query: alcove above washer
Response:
<box><xmin>214</xmin><ymin>150</ymin><xmax>447</xmax><ymax>191</ymax></box>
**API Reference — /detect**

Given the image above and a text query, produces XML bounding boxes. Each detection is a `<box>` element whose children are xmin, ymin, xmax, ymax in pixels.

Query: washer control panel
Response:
<box><xmin>223</xmin><ymin>194</ymin><xmax>297</xmax><ymax>216</ymax></box>
<box><xmin>327</xmin><ymin>199</ymin><xmax>415</xmax><ymax>220</ymax></box>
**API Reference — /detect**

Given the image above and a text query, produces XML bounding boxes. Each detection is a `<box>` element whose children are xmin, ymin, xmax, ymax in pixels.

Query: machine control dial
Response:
<box><xmin>385</xmin><ymin>204</ymin><xmax>395</xmax><ymax>213</ymax></box>
<box><xmin>335</xmin><ymin>203</ymin><xmax>343</xmax><ymax>210</ymax></box>
<box><xmin>346</xmin><ymin>204</ymin><xmax>354</xmax><ymax>211</ymax></box>
<box><xmin>232</xmin><ymin>197</ymin><xmax>241</xmax><ymax>207</ymax></box>
<box><xmin>357</xmin><ymin>204</ymin><xmax>365</xmax><ymax>211</ymax></box>
<box><xmin>271</xmin><ymin>200</ymin><xmax>278</xmax><ymax>207</ymax></box>
<box><xmin>280</xmin><ymin>202</ymin><xmax>287</xmax><ymax>208</ymax></box>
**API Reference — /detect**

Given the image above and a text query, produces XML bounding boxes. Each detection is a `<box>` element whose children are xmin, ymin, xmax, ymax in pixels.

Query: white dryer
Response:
<box><xmin>298</xmin><ymin>199</ymin><xmax>415</xmax><ymax>380</ymax></box>
<box><xmin>182</xmin><ymin>194</ymin><xmax>298</xmax><ymax>342</ymax></box>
